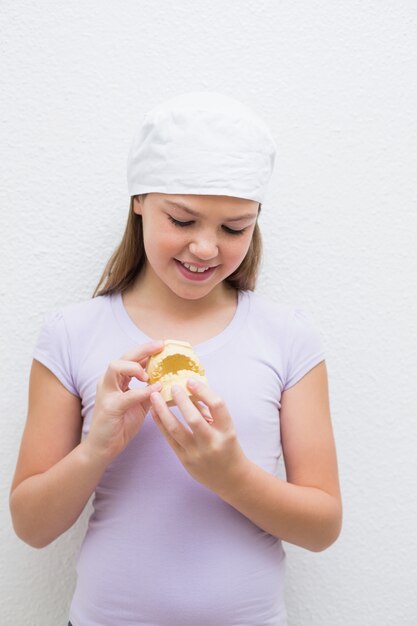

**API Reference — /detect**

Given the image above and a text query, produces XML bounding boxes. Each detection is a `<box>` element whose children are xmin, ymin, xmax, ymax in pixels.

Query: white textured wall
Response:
<box><xmin>2</xmin><ymin>2</ymin><xmax>417</xmax><ymax>625</ymax></box>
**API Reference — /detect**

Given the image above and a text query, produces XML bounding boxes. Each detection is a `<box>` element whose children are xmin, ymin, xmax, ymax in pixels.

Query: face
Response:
<box><xmin>133</xmin><ymin>193</ymin><xmax>259</xmax><ymax>301</ymax></box>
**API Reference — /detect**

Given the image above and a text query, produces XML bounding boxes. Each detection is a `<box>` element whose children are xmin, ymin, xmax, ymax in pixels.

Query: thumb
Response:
<box><xmin>186</xmin><ymin>379</ymin><xmax>232</xmax><ymax>431</ymax></box>
<box><xmin>118</xmin><ymin>383</ymin><xmax>161</xmax><ymax>412</ymax></box>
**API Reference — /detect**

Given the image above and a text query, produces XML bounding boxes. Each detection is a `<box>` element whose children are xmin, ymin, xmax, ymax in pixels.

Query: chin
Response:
<box><xmin>174</xmin><ymin>289</ymin><xmax>211</xmax><ymax>301</ymax></box>
<box><xmin>170</xmin><ymin>283</ymin><xmax>218</xmax><ymax>301</ymax></box>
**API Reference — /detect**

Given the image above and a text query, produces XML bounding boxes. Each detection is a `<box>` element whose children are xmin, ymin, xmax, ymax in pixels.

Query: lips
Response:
<box><xmin>175</xmin><ymin>259</ymin><xmax>217</xmax><ymax>281</ymax></box>
<box><xmin>181</xmin><ymin>261</ymin><xmax>211</xmax><ymax>273</ymax></box>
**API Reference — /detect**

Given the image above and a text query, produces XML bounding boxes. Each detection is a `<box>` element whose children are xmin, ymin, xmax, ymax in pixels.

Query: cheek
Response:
<box><xmin>227</xmin><ymin>233</ymin><xmax>253</xmax><ymax>260</ymax></box>
<box><xmin>143</xmin><ymin>222</ymin><xmax>178</xmax><ymax>252</ymax></box>
<box><xmin>145</xmin><ymin>232</ymin><xmax>189</xmax><ymax>269</ymax></box>
<box><xmin>162</xmin><ymin>231</ymin><xmax>188</xmax><ymax>253</ymax></box>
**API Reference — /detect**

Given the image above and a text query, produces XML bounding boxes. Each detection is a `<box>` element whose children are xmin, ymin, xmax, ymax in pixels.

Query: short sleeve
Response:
<box><xmin>283</xmin><ymin>307</ymin><xmax>325</xmax><ymax>391</ymax></box>
<box><xmin>33</xmin><ymin>310</ymin><xmax>79</xmax><ymax>396</ymax></box>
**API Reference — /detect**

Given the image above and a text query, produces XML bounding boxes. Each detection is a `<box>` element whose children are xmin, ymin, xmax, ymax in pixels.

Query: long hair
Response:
<box><xmin>93</xmin><ymin>195</ymin><xmax>263</xmax><ymax>297</ymax></box>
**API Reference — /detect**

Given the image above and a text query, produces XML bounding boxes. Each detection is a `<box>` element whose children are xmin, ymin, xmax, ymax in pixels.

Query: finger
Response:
<box><xmin>171</xmin><ymin>385</ymin><xmax>213</xmax><ymax>439</ymax></box>
<box><xmin>186</xmin><ymin>379</ymin><xmax>231</xmax><ymax>429</ymax></box>
<box><xmin>191</xmin><ymin>399</ymin><xmax>214</xmax><ymax>424</ymax></box>
<box><xmin>150</xmin><ymin>406</ymin><xmax>184</xmax><ymax>457</ymax></box>
<box><xmin>150</xmin><ymin>392</ymin><xmax>193</xmax><ymax>449</ymax></box>
<box><xmin>103</xmin><ymin>339</ymin><xmax>164</xmax><ymax>388</ymax></box>
<box><xmin>121</xmin><ymin>340</ymin><xmax>165</xmax><ymax>365</ymax></box>
<box><xmin>118</xmin><ymin>382</ymin><xmax>161</xmax><ymax>412</ymax></box>
<box><xmin>103</xmin><ymin>360</ymin><xmax>150</xmax><ymax>389</ymax></box>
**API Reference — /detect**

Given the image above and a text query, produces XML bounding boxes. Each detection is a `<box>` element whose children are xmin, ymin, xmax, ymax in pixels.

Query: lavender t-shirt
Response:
<box><xmin>33</xmin><ymin>289</ymin><xmax>325</xmax><ymax>626</ymax></box>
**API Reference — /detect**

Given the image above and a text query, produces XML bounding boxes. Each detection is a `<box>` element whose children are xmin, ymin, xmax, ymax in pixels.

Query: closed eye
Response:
<box><xmin>168</xmin><ymin>216</ymin><xmax>193</xmax><ymax>228</ymax></box>
<box><xmin>222</xmin><ymin>225</ymin><xmax>247</xmax><ymax>236</ymax></box>
<box><xmin>168</xmin><ymin>215</ymin><xmax>247</xmax><ymax>236</ymax></box>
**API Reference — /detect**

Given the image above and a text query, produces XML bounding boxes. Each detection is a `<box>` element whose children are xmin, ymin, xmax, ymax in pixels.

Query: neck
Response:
<box><xmin>125</xmin><ymin>266</ymin><xmax>236</xmax><ymax>320</ymax></box>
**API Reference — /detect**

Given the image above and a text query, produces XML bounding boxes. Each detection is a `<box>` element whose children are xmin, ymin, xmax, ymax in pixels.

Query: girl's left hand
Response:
<box><xmin>150</xmin><ymin>378</ymin><xmax>250</xmax><ymax>495</ymax></box>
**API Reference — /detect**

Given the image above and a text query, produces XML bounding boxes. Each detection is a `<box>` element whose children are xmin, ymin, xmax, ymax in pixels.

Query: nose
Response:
<box><xmin>188</xmin><ymin>233</ymin><xmax>219</xmax><ymax>261</ymax></box>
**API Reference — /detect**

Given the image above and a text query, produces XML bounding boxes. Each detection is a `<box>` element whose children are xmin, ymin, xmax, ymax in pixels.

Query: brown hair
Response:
<box><xmin>92</xmin><ymin>194</ymin><xmax>263</xmax><ymax>298</ymax></box>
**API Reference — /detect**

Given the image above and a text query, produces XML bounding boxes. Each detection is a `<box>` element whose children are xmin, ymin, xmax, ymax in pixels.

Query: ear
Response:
<box><xmin>132</xmin><ymin>195</ymin><xmax>143</xmax><ymax>216</ymax></box>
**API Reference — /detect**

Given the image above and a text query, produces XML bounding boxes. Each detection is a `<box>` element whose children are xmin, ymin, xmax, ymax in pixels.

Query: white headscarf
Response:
<box><xmin>127</xmin><ymin>91</ymin><xmax>277</xmax><ymax>204</ymax></box>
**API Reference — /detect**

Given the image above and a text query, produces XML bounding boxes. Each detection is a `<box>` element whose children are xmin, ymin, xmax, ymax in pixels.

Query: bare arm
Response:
<box><xmin>9</xmin><ymin>360</ymin><xmax>107</xmax><ymax>548</ymax></box>
<box><xmin>217</xmin><ymin>362</ymin><xmax>342</xmax><ymax>551</ymax></box>
<box><xmin>151</xmin><ymin>361</ymin><xmax>342</xmax><ymax>552</ymax></box>
<box><xmin>10</xmin><ymin>342</ymin><xmax>163</xmax><ymax>548</ymax></box>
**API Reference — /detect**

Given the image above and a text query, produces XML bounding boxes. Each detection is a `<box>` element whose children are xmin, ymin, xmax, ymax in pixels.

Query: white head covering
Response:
<box><xmin>127</xmin><ymin>91</ymin><xmax>277</xmax><ymax>204</ymax></box>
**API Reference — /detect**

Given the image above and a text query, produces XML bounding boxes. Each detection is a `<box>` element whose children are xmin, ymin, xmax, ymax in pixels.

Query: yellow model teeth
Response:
<box><xmin>146</xmin><ymin>340</ymin><xmax>208</xmax><ymax>405</ymax></box>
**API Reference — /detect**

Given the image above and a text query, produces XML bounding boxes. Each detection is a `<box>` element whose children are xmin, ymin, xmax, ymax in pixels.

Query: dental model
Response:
<box><xmin>146</xmin><ymin>340</ymin><xmax>208</xmax><ymax>406</ymax></box>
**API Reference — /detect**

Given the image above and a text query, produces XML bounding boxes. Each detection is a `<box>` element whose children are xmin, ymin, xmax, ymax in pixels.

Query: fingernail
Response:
<box><xmin>171</xmin><ymin>384</ymin><xmax>182</xmax><ymax>394</ymax></box>
<box><xmin>187</xmin><ymin>378</ymin><xmax>198</xmax><ymax>387</ymax></box>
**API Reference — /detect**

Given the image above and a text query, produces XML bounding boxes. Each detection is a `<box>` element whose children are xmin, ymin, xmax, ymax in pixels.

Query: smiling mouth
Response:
<box><xmin>177</xmin><ymin>260</ymin><xmax>214</xmax><ymax>273</ymax></box>
<box><xmin>174</xmin><ymin>259</ymin><xmax>218</xmax><ymax>281</ymax></box>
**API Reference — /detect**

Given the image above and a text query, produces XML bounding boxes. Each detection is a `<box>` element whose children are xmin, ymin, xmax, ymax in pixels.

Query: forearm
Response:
<box><xmin>10</xmin><ymin>441</ymin><xmax>108</xmax><ymax>548</ymax></box>
<box><xmin>217</xmin><ymin>459</ymin><xmax>342</xmax><ymax>552</ymax></box>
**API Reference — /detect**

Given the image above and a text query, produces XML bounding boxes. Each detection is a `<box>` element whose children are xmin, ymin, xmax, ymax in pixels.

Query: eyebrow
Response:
<box><xmin>164</xmin><ymin>200</ymin><xmax>258</xmax><ymax>222</ymax></box>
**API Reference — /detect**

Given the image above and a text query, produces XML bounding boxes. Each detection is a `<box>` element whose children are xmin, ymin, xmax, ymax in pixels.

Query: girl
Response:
<box><xmin>10</xmin><ymin>92</ymin><xmax>342</xmax><ymax>626</ymax></box>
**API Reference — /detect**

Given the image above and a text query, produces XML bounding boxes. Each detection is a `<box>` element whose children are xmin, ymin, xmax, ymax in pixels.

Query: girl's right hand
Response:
<box><xmin>84</xmin><ymin>341</ymin><xmax>164</xmax><ymax>464</ymax></box>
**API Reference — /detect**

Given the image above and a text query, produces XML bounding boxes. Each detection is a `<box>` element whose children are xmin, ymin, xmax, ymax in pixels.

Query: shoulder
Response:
<box><xmin>246</xmin><ymin>291</ymin><xmax>325</xmax><ymax>390</ymax></box>
<box><xmin>243</xmin><ymin>289</ymin><xmax>323</xmax><ymax>346</ymax></box>
<box><xmin>34</xmin><ymin>296</ymin><xmax>114</xmax><ymax>396</ymax></box>
<box><xmin>40</xmin><ymin>294</ymin><xmax>114</xmax><ymax>340</ymax></box>
<box><xmin>58</xmin><ymin>293</ymin><xmax>112</xmax><ymax>322</ymax></box>
<box><xmin>244</xmin><ymin>289</ymin><xmax>293</xmax><ymax>330</ymax></box>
